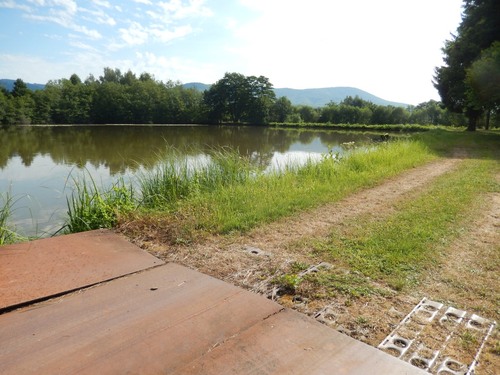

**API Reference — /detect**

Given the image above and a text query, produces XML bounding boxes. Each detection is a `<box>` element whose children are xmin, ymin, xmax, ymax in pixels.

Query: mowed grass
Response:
<box><xmin>309</xmin><ymin>156</ymin><xmax>498</xmax><ymax>291</ymax></box>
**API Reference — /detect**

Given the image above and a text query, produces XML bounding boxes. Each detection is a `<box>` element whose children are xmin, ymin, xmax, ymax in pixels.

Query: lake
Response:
<box><xmin>0</xmin><ymin>125</ymin><xmax>382</xmax><ymax>237</ymax></box>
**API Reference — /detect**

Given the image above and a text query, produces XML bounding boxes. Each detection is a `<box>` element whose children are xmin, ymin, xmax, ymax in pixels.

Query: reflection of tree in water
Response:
<box><xmin>0</xmin><ymin>126</ymin><xmax>375</xmax><ymax>175</ymax></box>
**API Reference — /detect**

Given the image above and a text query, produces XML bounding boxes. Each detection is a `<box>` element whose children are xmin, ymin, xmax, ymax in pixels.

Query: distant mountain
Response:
<box><xmin>182</xmin><ymin>82</ymin><xmax>211</xmax><ymax>91</ymax></box>
<box><xmin>274</xmin><ymin>87</ymin><xmax>407</xmax><ymax>107</ymax></box>
<box><xmin>0</xmin><ymin>79</ymin><xmax>45</xmax><ymax>92</ymax></box>
<box><xmin>182</xmin><ymin>82</ymin><xmax>408</xmax><ymax>107</ymax></box>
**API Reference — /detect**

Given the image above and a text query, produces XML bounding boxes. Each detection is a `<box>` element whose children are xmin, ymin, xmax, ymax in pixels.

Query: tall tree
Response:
<box><xmin>270</xmin><ymin>96</ymin><xmax>293</xmax><ymax>122</ymax></box>
<box><xmin>203</xmin><ymin>72</ymin><xmax>276</xmax><ymax>124</ymax></box>
<box><xmin>465</xmin><ymin>42</ymin><xmax>500</xmax><ymax>128</ymax></box>
<box><xmin>434</xmin><ymin>0</ymin><xmax>500</xmax><ymax>131</ymax></box>
<box><xmin>11</xmin><ymin>78</ymin><xmax>29</xmax><ymax>98</ymax></box>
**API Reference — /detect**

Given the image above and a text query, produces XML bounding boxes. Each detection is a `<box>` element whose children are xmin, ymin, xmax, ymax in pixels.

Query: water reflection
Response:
<box><xmin>0</xmin><ymin>125</ymin><xmax>380</xmax><ymax>236</ymax></box>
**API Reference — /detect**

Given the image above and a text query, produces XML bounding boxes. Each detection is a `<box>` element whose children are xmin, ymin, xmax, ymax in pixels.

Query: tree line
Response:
<box><xmin>0</xmin><ymin>68</ymin><xmax>474</xmax><ymax>127</ymax></box>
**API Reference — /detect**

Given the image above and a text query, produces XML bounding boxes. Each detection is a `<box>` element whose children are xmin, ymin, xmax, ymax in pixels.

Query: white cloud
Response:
<box><xmin>27</xmin><ymin>0</ymin><xmax>45</xmax><ymax>6</ymax></box>
<box><xmin>133</xmin><ymin>51</ymin><xmax>218</xmax><ymax>83</ymax></box>
<box><xmin>72</xmin><ymin>24</ymin><xmax>102</xmax><ymax>39</ymax></box>
<box><xmin>91</xmin><ymin>0</ymin><xmax>111</xmax><ymax>8</ymax></box>
<box><xmin>149</xmin><ymin>24</ymin><xmax>192</xmax><ymax>42</ymax></box>
<box><xmin>119</xmin><ymin>21</ymin><xmax>149</xmax><ymax>46</ymax></box>
<box><xmin>0</xmin><ymin>0</ymin><xmax>32</xmax><ymax>11</ymax></box>
<box><xmin>133</xmin><ymin>0</ymin><xmax>152</xmax><ymax>5</ymax></box>
<box><xmin>147</xmin><ymin>0</ymin><xmax>212</xmax><ymax>22</ymax></box>
<box><xmin>51</xmin><ymin>0</ymin><xmax>77</xmax><ymax>15</ymax></box>
<box><xmin>81</xmin><ymin>7</ymin><xmax>116</xmax><ymax>26</ymax></box>
<box><xmin>27</xmin><ymin>13</ymin><xmax>102</xmax><ymax>39</ymax></box>
<box><xmin>69</xmin><ymin>40</ymin><xmax>98</xmax><ymax>52</ymax></box>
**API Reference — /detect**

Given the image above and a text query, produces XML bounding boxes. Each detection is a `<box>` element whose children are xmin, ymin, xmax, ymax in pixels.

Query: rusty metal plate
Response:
<box><xmin>0</xmin><ymin>263</ymin><xmax>282</xmax><ymax>375</ymax></box>
<box><xmin>0</xmin><ymin>229</ymin><xmax>163</xmax><ymax>310</ymax></box>
<box><xmin>178</xmin><ymin>309</ymin><xmax>427</xmax><ymax>375</ymax></box>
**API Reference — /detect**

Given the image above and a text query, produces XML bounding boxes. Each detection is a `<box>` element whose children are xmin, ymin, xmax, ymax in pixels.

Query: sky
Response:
<box><xmin>0</xmin><ymin>0</ymin><xmax>464</xmax><ymax>105</ymax></box>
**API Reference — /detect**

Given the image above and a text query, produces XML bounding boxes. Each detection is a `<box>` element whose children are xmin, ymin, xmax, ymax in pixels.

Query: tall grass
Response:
<box><xmin>0</xmin><ymin>192</ymin><xmax>12</xmax><ymax>245</ymax></box>
<box><xmin>139</xmin><ymin>148</ymin><xmax>257</xmax><ymax>210</ymax></box>
<box><xmin>176</xmin><ymin>139</ymin><xmax>435</xmax><ymax>234</ymax></box>
<box><xmin>0</xmin><ymin>192</ymin><xmax>25</xmax><ymax>245</ymax></box>
<box><xmin>66</xmin><ymin>175</ymin><xmax>135</xmax><ymax>233</ymax></box>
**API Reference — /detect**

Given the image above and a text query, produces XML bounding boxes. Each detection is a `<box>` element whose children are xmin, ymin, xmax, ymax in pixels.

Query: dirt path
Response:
<box><xmin>122</xmin><ymin>156</ymin><xmax>499</xmax><ymax>374</ymax></box>
<box><xmin>146</xmin><ymin>157</ymin><xmax>462</xmax><ymax>285</ymax></box>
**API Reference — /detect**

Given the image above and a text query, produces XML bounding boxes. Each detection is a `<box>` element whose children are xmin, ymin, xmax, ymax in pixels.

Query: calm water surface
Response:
<box><xmin>0</xmin><ymin>125</ymin><xmax>381</xmax><ymax>236</ymax></box>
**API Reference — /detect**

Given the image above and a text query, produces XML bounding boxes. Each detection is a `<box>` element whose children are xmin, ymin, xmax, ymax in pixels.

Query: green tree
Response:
<box><xmin>203</xmin><ymin>72</ymin><xmax>276</xmax><ymax>124</ymax></box>
<box><xmin>465</xmin><ymin>42</ymin><xmax>500</xmax><ymax>128</ymax></box>
<box><xmin>0</xmin><ymin>88</ymin><xmax>8</xmax><ymax>124</ymax></box>
<box><xmin>296</xmin><ymin>105</ymin><xmax>319</xmax><ymax>123</ymax></box>
<box><xmin>388</xmin><ymin>106</ymin><xmax>409</xmax><ymax>124</ymax></box>
<box><xmin>100</xmin><ymin>67</ymin><xmax>123</xmax><ymax>84</ymax></box>
<box><xmin>5</xmin><ymin>79</ymin><xmax>35</xmax><ymax>124</ymax></box>
<box><xmin>11</xmin><ymin>78</ymin><xmax>29</xmax><ymax>98</ymax></box>
<box><xmin>270</xmin><ymin>96</ymin><xmax>293</xmax><ymax>122</ymax></box>
<box><xmin>371</xmin><ymin>105</ymin><xmax>393</xmax><ymax>125</ymax></box>
<box><xmin>434</xmin><ymin>0</ymin><xmax>500</xmax><ymax>131</ymax></box>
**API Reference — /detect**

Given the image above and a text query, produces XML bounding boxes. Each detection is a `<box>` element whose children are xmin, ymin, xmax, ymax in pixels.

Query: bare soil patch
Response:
<box><xmin>119</xmin><ymin>156</ymin><xmax>499</xmax><ymax>374</ymax></box>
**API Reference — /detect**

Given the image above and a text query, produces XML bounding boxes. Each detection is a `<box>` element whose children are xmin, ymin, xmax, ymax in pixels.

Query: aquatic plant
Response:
<box><xmin>66</xmin><ymin>175</ymin><xmax>135</xmax><ymax>233</ymax></box>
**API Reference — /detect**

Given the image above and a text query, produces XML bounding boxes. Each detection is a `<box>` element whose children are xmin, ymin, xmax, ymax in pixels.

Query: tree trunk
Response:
<box><xmin>466</xmin><ymin>116</ymin><xmax>477</xmax><ymax>131</ymax></box>
<box><xmin>485</xmin><ymin>109</ymin><xmax>491</xmax><ymax>130</ymax></box>
<box><xmin>466</xmin><ymin>109</ymin><xmax>480</xmax><ymax>131</ymax></box>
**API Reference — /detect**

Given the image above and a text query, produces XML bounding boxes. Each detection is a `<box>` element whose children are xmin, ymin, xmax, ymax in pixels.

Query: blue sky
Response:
<box><xmin>0</xmin><ymin>0</ymin><xmax>463</xmax><ymax>104</ymax></box>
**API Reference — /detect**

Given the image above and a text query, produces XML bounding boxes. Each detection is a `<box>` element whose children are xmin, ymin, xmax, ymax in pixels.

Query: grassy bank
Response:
<box><xmin>271</xmin><ymin>122</ymin><xmax>444</xmax><ymax>132</ymax></box>
<box><xmin>64</xmin><ymin>129</ymin><xmax>498</xmax><ymax>243</ymax></box>
<box><xmin>117</xmin><ymin>138</ymin><xmax>435</xmax><ymax>242</ymax></box>
<box><xmin>179</xmin><ymin>140</ymin><xmax>434</xmax><ymax>235</ymax></box>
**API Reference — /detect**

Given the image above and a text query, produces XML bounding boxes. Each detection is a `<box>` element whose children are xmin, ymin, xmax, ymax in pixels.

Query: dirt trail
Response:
<box><xmin>124</xmin><ymin>156</ymin><xmax>499</xmax><ymax>374</ymax></box>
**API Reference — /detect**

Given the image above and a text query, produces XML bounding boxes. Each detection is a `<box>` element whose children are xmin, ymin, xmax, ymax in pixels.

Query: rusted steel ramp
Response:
<box><xmin>0</xmin><ymin>230</ymin><xmax>425</xmax><ymax>374</ymax></box>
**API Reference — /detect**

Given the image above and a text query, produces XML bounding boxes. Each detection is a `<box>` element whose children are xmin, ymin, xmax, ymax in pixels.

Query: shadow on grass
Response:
<box><xmin>416</xmin><ymin>129</ymin><xmax>500</xmax><ymax>161</ymax></box>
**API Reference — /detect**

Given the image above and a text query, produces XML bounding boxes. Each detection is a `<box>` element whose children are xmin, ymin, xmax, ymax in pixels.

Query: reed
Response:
<box><xmin>139</xmin><ymin>148</ymin><xmax>256</xmax><ymax>210</ymax></box>
<box><xmin>65</xmin><ymin>175</ymin><xmax>134</xmax><ymax>233</ymax></box>
<box><xmin>0</xmin><ymin>192</ymin><xmax>25</xmax><ymax>245</ymax></box>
